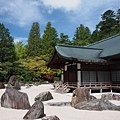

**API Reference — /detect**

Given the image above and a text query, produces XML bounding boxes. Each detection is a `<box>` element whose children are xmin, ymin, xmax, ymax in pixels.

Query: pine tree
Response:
<box><xmin>41</xmin><ymin>22</ymin><xmax>58</xmax><ymax>60</ymax></box>
<box><xmin>96</xmin><ymin>10</ymin><xmax>117</xmax><ymax>39</ymax></box>
<box><xmin>27</xmin><ymin>22</ymin><xmax>41</xmax><ymax>57</ymax></box>
<box><xmin>0</xmin><ymin>23</ymin><xmax>16</xmax><ymax>62</ymax></box>
<box><xmin>73</xmin><ymin>24</ymin><xmax>91</xmax><ymax>46</ymax></box>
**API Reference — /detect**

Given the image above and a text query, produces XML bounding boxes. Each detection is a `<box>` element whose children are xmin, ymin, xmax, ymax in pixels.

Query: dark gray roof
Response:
<box><xmin>55</xmin><ymin>45</ymin><xmax>105</xmax><ymax>62</ymax></box>
<box><xmin>87</xmin><ymin>34</ymin><xmax>120</xmax><ymax>58</ymax></box>
<box><xmin>48</xmin><ymin>34</ymin><xmax>120</xmax><ymax>67</ymax></box>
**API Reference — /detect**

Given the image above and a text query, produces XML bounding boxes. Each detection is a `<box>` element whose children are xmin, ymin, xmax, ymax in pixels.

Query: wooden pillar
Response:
<box><xmin>61</xmin><ymin>70</ymin><xmax>64</xmax><ymax>81</ymax></box>
<box><xmin>77</xmin><ymin>82</ymin><xmax>80</xmax><ymax>88</ymax></box>
<box><xmin>65</xmin><ymin>65</ymin><xmax>67</xmax><ymax>71</ymax></box>
<box><xmin>100</xmin><ymin>88</ymin><xmax>102</xmax><ymax>93</ymax></box>
<box><xmin>64</xmin><ymin>65</ymin><xmax>67</xmax><ymax>83</ymax></box>
<box><xmin>77</xmin><ymin>63</ymin><xmax>81</xmax><ymax>88</ymax></box>
<box><xmin>89</xmin><ymin>89</ymin><xmax>92</xmax><ymax>94</ymax></box>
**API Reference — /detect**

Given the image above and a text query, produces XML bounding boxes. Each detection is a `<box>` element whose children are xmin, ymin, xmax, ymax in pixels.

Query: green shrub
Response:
<box><xmin>54</xmin><ymin>76</ymin><xmax>60</xmax><ymax>81</ymax></box>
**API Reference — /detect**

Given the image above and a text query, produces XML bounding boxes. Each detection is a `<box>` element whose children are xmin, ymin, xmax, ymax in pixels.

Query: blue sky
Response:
<box><xmin>0</xmin><ymin>0</ymin><xmax>120</xmax><ymax>44</ymax></box>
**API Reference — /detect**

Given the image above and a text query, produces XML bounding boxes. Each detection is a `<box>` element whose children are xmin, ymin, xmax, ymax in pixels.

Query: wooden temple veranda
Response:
<box><xmin>47</xmin><ymin>34</ymin><xmax>120</xmax><ymax>93</ymax></box>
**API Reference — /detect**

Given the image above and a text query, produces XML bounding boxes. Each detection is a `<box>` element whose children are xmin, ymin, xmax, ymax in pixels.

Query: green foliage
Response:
<box><xmin>13</xmin><ymin>61</ymin><xmax>34</xmax><ymax>82</ymax></box>
<box><xmin>57</xmin><ymin>33</ymin><xmax>72</xmax><ymax>45</ymax></box>
<box><xmin>101</xmin><ymin>10</ymin><xmax>115</xmax><ymax>20</ymax></box>
<box><xmin>0</xmin><ymin>24</ymin><xmax>16</xmax><ymax>82</ymax></box>
<box><xmin>54</xmin><ymin>77</ymin><xmax>60</xmax><ymax>81</ymax></box>
<box><xmin>95</xmin><ymin>9</ymin><xmax>120</xmax><ymax>40</ymax></box>
<box><xmin>15</xmin><ymin>41</ymin><xmax>27</xmax><ymax>60</ymax></box>
<box><xmin>16</xmin><ymin>56</ymin><xmax>56</xmax><ymax>82</ymax></box>
<box><xmin>116</xmin><ymin>9</ymin><xmax>120</xmax><ymax>24</ymax></box>
<box><xmin>41</xmin><ymin>22</ymin><xmax>58</xmax><ymax>60</ymax></box>
<box><xmin>73</xmin><ymin>24</ymin><xmax>91</xmax><ymax>46</ymax></box>
<box><xmin>27</xmin><ymin>22</ymin><xmax>41</xmax><ymax>57</ymax></box>
<box><xmin>91</xmin><ymin>30</ymin><xmax>101</xmax><ymax>43</ymax></box>
<box><xmin>0</xmin><ymin>62</ymin><xmax>6</xmax><ymax>82</ymax></box>
<box><xmin>0</xmin><ymin>62</ymin><xmax>15</xmax><ymax>82</ymax></box>
<box><xmin>0</xmin><ymin>23</ymin><xmax>16</xmax><ymax>62</ymax></box>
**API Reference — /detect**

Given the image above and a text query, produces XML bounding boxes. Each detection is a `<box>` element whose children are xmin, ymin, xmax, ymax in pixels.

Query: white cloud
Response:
<box><xmin>0</xmin><ymin>0</ymin><xmax>44</xmax><ymax>27</ymax></box>
<box><xmin>67</xmin><ymin>0</ymin><xmax>120</xmax><ymax>30</ymax></box>
<box><xmin>40</xmin><ymin>0</ymin><xmax>119</xmax><ymax>15</ymax></box>
<box><xmin>0</xmin><ymin>0</ymin><xmax>119</xmax><ymax>36</ymax></box>
<box><xmin>0</xmin><ymin>0</ymin><xmax>119</xmax><ymax>29</ymax></box>
<box><xmin>39</xmin><ymin>0</ymin><xmax>120</xmax><ymax>25</ymax></box>
<box><xmin>41</xmin><ymin>0</ymin><xmax>81</xmax><ymax>12</ymax></box>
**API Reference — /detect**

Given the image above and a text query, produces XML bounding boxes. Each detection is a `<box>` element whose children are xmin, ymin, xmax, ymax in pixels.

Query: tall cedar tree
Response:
<box><xmin>41</xmin><ymin>22</ymin><xmax>58</xmax><ymax>60</ymax></box>
<box><xmin>0</xmin><ymin>23</ymin><xmax>16</xmax><ymax>62</ymax></box>
<box><xmin>73</xmin><ymin>24</ymin><xmax>91</xmax><ymax>46</ymax></box>
<box><xmin>27</xmin><ymin>22</ymin><xmax>41</xmax><ymax>57</ymax></box>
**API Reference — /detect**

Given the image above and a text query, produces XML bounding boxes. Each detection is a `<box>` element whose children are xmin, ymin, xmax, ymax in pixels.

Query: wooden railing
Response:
<box><xmin>80</xmin><ymin>82</ymin><xmax>112</xmax><ymax>88</ymax></box>
<box><xmin>66</xmin><ymin>82</ymin><xmax>77</xmax><ymax>88</ymax></box>
<box><xmin>54</xmin><ymin>81</ymin><xmax>120</xmax><ymax>93</ymax></box>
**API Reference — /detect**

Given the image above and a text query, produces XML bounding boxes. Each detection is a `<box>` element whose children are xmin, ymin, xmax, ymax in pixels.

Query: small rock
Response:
<box><xmin>26</xmin><ymin>84</ymin><xmax>33</xmax><ymax>89</ymax></box>
<box><xmin>33</xmin><ymin>82</ymin><xmax>41</xmax><ymax>86</ymax></box>
<box><xmin>19</xmin><ymin>81</ymin><xmax>25</xmax><ymax>86</ymax></box>
<box><xmin>35</xmin><ymin>91</ymin><xmax>53</xmax><ymax>101</ymax></box>
<box><xmin>7</xmin><ymin>75</ymin><xmax>21</xmax><ymax>90</ymax></box>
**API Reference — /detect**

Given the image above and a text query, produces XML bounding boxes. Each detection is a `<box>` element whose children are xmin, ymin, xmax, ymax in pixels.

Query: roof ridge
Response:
<box><xmin>56</xmin><ymin>44</ymin><xmax>81</xmax><ymax>48</ymax></box>
<box><xmin>56</xmin><ymin>44</ymin><xmax>103</xmax><ymax>50</ymax></box>
<box><xmin>87</xmin><ymin>34</ymin><xmax>120</xmax><ymax>47</ymax></box>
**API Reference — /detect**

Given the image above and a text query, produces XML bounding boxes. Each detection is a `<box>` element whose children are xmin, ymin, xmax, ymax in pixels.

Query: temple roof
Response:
<box><xmin>47</xmin><ymin>34</ymin><xmax>120</xmax><ymax>68</ymax></box>
<box><xmin>55</xmin><ymin>45</ymin><xmax>105</xmax><ymax>62</ymax></box>
<box><xmin>87</xmin><ymin>34</ymin><xmax>120</xmax><ymax>58</ymax></box>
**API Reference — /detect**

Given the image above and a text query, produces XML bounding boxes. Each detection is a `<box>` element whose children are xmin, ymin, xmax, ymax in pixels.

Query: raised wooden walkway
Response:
<box><xmin>54</xmin><ymin>81</ymin><xmax>120</xmax><ymax>93</ymax></box>
<box><xmin>68</xmin><ymin>82</ymin><xmax>120</xmax><ymax>93</ymax></box>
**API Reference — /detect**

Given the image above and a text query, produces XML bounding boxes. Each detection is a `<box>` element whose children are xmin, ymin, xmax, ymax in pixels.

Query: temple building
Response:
<box><xmin>47</xmin><ymin>34</ymin><xmax>120</xmax><ymax>92</ymax></box>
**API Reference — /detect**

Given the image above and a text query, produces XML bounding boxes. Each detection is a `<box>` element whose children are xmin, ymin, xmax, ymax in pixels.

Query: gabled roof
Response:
<box><xmin>87</xmin><ymin>34</ymin><xmax>120</xmax><ymax>58</ymax></box>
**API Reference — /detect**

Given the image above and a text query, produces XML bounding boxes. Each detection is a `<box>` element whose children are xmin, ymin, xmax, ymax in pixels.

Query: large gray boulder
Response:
<box><xmin>71</xmin><ymin>88</ymin><xmax>96</xmax><ymax>107</ymax></box>
<box><xmin>7</xmin><ymin>75</ymin><xmax>21</xmax><ymax>90</ymax></box>
<box><xmin>42</xmin><ymin>115</ymin><xmax>60</xmax><ymax>120</ymax></box>
<box><xmin>35</xmin><ymin>91</ymin><xmax>53</xmax><ymax>101</ymax></box>
<box><xmin>1</xmin><ymin>88</ymin><xmax>30</xmax><ymax>109</ymax></box>
<box><xmin>74</xmin><ymin>97</ymin><xmax>120</xmax><ymax>111</ymax></box>
<box><xmin>23</xmin><ymin>101</ymin><xmax>45</xmax><ymax>119</ymax></box>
